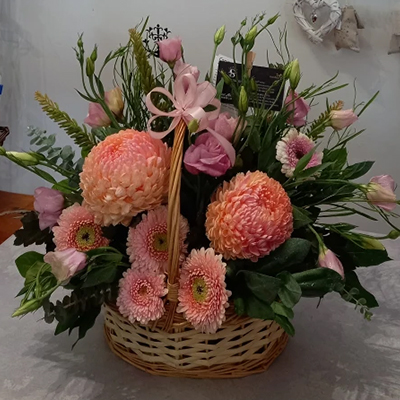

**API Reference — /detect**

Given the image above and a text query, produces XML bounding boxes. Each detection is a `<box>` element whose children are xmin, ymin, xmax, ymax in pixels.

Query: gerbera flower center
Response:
<box><xmin>138</xmin><ymin>284</ymin><xmax>149</xmax><ymax>296</ymax></box>
<box><xmin>153</xmin><ymin>232</ymin><xmax>168</xmax><ymax>252</ymax></box>
<box><xmin>75</xmin><ymin>225</ymin><xmax>96</xmax><ymax>248</ymax></box>
<box><xmin>192</xmin><ymin>277</ymin><xmax>208</xmax><ymax>303</ymax></box>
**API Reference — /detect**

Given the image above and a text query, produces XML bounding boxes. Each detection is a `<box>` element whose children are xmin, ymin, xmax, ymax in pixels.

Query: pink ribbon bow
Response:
<box><xmin>146</xmin><ymin>73</ymin><xmax>236</xmax><ymax>166</ymax></box>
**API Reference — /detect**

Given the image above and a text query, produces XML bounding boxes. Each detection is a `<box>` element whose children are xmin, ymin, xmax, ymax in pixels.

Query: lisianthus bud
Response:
<box><xmin>366</xmin><ymin>175</ymin><xmax>397</xmax><ymax>211</ymax></box>
<box><xmin>238</xmin><ymin>86</ymin><xmax>248</xmax><ymax>114</ymax></box>
<box><xmin>388</xmin><ymin>230</ymin><xmax>400</xmax><ymax>240</ymax></box>
<box><xmin>359</xmin><ymin>236</ymin><xmax>386</xmax><ymax>251</ymax></box>
<box><xmin>6</xmin><ymin>151</ymin><xmax>39</xmax><ymax>166</ymax></box>
<box><xmin>329</xmin><ymin>109</ymin><xmax>358</xmax><ymax>130</ymax></box>
<box><xmin>0</xmin><ymin>146</ymin><xmax>6</xmax><ymax>156</ymax></box>
<box><xmin>12</xmin><ymin>299</ymin><xmax>43</xmax><ymax>318</ymax></box>
<box><xmin>158</xmin><ymin>37</ymin><xmax>182</xmax><ymax>66</ymax></box>
<box><xmin>221</xmin><ymin>71</ymin><xmax>232</xmax><ymax>85</ymax></box>
<box><xmin>188</xmin><ymin>119</ymin><xmax>200</xmax><ymax>134</ymax></box>
<box><xmin>86</xmin><ymin>57</ymin><xmax>95</xmax><ymax>77</ymax></box>
<box><xmin>245</xmin><ymin>26</ymin><xmax>257</xmax><ymax>45</ymax></box>
<box><xmin>90</xmin><ymin>46</ymin><xmax>98</xmax><ymax>62</ymax></box>
<box><xmin>318</xmin><ymin>246</ymin><xmax>344</xmax><ymax>278</ymax></box>
<box><xmin>250</xmin><ymin>78</ymin><xmax>257</xmax><ymax>92</ymax></box>
<box><xmin>289</xmin><ymin>59</ymin><xmax>300</xmax><ymax>90</ymax></box>
<box><xmin>214</xmin><ymin>25</ymin><xmax>226</xmax><ymax>46</ymax></box>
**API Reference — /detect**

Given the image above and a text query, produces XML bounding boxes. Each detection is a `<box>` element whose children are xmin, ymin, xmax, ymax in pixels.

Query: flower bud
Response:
<box><xmin>245</xmin><ymin>26</ymin><xmax>257</xmax><ymax>44</ymax></box>
<box><xmin>289</xmin><ymin>59</ymin><xmax>300</xmax><ymax>90</ymax></box>
<box><xmin>77</xmin><ymin>35</ymin><xmax>84</xmax><ymax>50</ymax></box>
<box><xmin>250</xmin><ymin>78</ymin><xmax>257</xmax><ymax>92</ymax></box>
<box><xmin>0</xmin><ymin>146</ymin><xmax>6</xmax><ymax>156</ymax></box>
<box><xmin>238</xmin><ymin>86</ymin><xmax>248</xmax><ymax>114</ymax></box>
<box><xmin>188</xmin><ymin>119</ymin><xmax>200</xmax><ymax>134</ymax></box>
<box><xmin>220</xmin><ymin>71</ymin><xmax>232</xmax><ymax>85</ymax></box>
<box><xmin>360</xmin><ymin>236</ymin><xmax>386</xmax><ymax>251</ymax></box>
<box><xmin>86</xmin><ymin>57</ymin><xmax>95</xmax><ymax>77</ymax></box>
<box><xmin>388</xmin><ymin>230</ymin><xmax>400</xmax><ymax>240</ymax></box>
<box><xmin>330</xmin><ymin>109</ymin><xmax>358</xmax><ymax>130</ymax></box>
<box><xmin>90</xmin><ymin>45</ymin><xmax>98</xmax><ymax>62</ymax></box>
<box><xmin>318</xmin><ymin>246</ymin><xmax>344</xmax><ymax>278</ymax></box>
<box><xmin>366</xmin><ymin>175</ymin><xmax>397</xmax><ymax>211</ymax></box>
<box><xmin>6</xmin><ymin>151</ymin><xmax>39</xmax><ymax>166</ymax></box>
<box><xmin>214</xmin><ymin>25</ymin><xmax>226</xmax><ymax>46</ymax></box>
<box><xmin>12</xmin><ymin>299</ymin><xmax>42</xmax><ymax>317</ymax></box>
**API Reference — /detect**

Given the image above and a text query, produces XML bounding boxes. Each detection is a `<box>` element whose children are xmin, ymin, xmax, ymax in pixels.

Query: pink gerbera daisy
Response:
<box><xmin>117</xmin><ymin>268</ymin><xmax>167</xmax><ymax>325</ymax></box>
<box><xmin>276</xmin><ymin>128</ymin><xmax>323</xmax><ymax>177</ymax></box>
<box><xmin>53</xmin><ymin>203</ymin><xmax>109</xmax><ymax>252</ymax></box>
<box><xmin>126</xmin><ymin>206</ymin><xmax>189</xmax><ymax>274</ymax></box>
<box><xmin>177</xmin><ymin>248</ymin><xmax>231</xmax><ymax>334</ymax></box>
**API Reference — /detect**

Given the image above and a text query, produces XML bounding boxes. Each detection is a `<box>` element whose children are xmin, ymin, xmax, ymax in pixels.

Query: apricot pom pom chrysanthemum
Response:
<box><xmin>52</xmin><ymin>203</ymin><xmax>109</xmax><ymax>252</ymax></box>
<box><xmin>206</xmin><ymin>171</ymin><xmax>293</xmax><ymax>261</ymax></box>
<box><xmin>117</xmin><ymin>268</ymin><xmax>167</xmax><ymax>325</ymax></box>
<box><xmin>126</xmin><ymin>206</ymin><xmax>189</xmax><ymax>274</ymax></box>
<box><xmin>80</xmin><ymin>129</ymin><xmax>171</xmax><ymax>226</ymax></box>
<box><xmin>177</xmin><ymin>248</ymin><xmax>231</xmax><ymax>334</ymax></box>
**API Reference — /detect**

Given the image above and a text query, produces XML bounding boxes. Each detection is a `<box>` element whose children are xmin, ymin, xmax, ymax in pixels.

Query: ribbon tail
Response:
<box><xmin>146</xmin><ymin>87</ymin><xmax>177</xmax><ymax>116</ymax></box>
<box><xmin>207</xmin><ymin>128</ymin><xmax>236</xmax><ymax>166</ymax></box>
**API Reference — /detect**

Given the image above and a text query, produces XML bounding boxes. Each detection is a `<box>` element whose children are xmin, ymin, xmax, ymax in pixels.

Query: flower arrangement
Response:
<box><xmin>2</xmin><ymin>14</ymin><xmax>399</xmax><ymax>348</ymax></box>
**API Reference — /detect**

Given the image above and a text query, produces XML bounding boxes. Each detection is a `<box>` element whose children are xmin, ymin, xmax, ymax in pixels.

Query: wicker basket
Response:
<box><xmin>104</xmin><ymin>120</ymin><xmax>289</xmax><ymax>378</ymax></box>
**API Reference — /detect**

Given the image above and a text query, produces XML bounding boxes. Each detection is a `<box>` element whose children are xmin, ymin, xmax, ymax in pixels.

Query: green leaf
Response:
<box><xmin>274</xmin><ymin>315</ymin><xmax>295</xmax><ymax>336</ymax></box>
<box><xmin>271</xmin><ymin>302</ymin><xmax>294</xmax><ymax>319</ymax></box>
<box><xmin>256</xmin><ymin>238</ymin><xmax>312</xmax><ymax>275</ymax></box>
<box><xmin>323</xmin><ymin>148</ymin><xmax>347</xmax><ymax>169</ymax></box>
<box><xmin>292</xmin><ymin>206</ymin><xmax>312</xmax><ymax>229</ymax></box>
<box><xmin>296</xmin><ymin>162</ymin><xmax>332</xmax><ymax>179</ymax></box>
<box><xmin>81</xmin><ymin>265</ymin><xmax>119</xmax><ymax>288</ymax></box>
<box><xmin>342</xmin><ymin>161</ymin><xmax>374</xmax><ymax>180</ymax></box>
<box><xmin>25</xmin><ymin>261</ymin><xmax>49</xmax><ymax>285</ymax></box>
<box><xmin>239</xmin><ymin>271</ymin><xmax>282</xmax><ymax>304</ymax></box>
<box><xmin>15</xmin><ymin>251</ymin><xmax>44</xmax><ymax>278</ymax></box>
<box><xmin>31</xmin><ymin>167</ymin><xmax>57</xmax><ymax>184</ymax></box>
<box><xmin>277</xmin><ymin>271</ymin><xmax>302</xmax><ymax>308</ymax></box>
<box><xmin>343</xmin><ymin>271</ymin><xmax>379</xmax><ymax>308</ymax></box>
<box><xmin>241</xmin><ymin>294</ymin><xmax>275</xmax><ymax>320</ymax></box>
<box><xmin>60</xmin><ymin>145</ymin><xmax>74</xmax><ymax>160</ymax></box>
<box><xmin>343</xmin><ymin>238</ymin><xmax>390</xmax><ymax>267</ymax></box>
<box><xmin>216</xmin><ymin>78</ymin><xmax>225</xmax><ymax>100</ymax></box>
<box><xmin>293</xmin><ymin>148</ymin><xmax>316</xmax><ymax>177</ymax></box>
<box><xmin>72</xmin><ymin>306</ymin><xmax>102</xmax><ymax>348</ymax></box>
<box><xmin>293</xmin><ymin>268</ymin><xmax>344</xmax><ymax>297</ymax></box>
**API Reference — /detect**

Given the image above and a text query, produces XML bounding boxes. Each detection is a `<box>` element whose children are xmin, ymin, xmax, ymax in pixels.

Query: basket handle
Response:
<box><xmin>163</xmin><ymin>119</ymin><xmax>186</xmax><ymax>331</ymax></box>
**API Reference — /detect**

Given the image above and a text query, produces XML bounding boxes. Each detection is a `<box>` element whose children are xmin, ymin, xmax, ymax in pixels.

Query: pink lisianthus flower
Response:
<box><xmin>174</xmin><ymin>59</ymin><xmax>200</xmax><ymax>82</ymax></box>
<box><xmin>366</xmin><ymin>175</ymin><xmax>397</xmax><ymax>211</ymax></box>
<box><xmin>44</xmin><ymin>248</ymin><xmax>87</xmax><ymax>284</ymax></box>
<box><xmin>285</xmin><ymin>91</ymin><xmax>310</xmax><ymax>127</ymax></box>
<box><xmin>158</xmin><ymin>37</ymin><xmax>182</xmax><ymax>65</ymax></box>
<box><xmin>84</xmin><ymin>87</ymin><xmax>124</xmax><ymax>128</ymax></box>
<box><xmin>34</xmin><ymin>187</ymin><xmax>64</xmax><ymax>230</ymax></box>
<box><xmin>184</xmin><ymin>132</ymin><xmax>232</xmax><ymax>177</ymax></box>
<box><xmin>318</xmin><ymin>246</ymin><xmax>345</xmax><ymax>279</ymax></box>
<box><xmin>207</xmin><ymin>112</ymin><xmax>241</xmax><ymax>142</ymax></box>
<box><xmin>276</xmin><ymin>128</ymin><xmax>323</xmax><ymax>178</ymax></box>
<box><xmin>330</xmin><ymin>109</ymin><xmax>358</xmax><ymax>130</ymax></box>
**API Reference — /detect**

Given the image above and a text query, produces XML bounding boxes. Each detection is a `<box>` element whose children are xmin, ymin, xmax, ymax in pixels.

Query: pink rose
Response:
<box><xmin>158</xmin><ymin>37</ymin><xmax>182</xmax><ymax>65</ymax></box>
<box><xmin>285</xmin><ymin>91</ymin><xmax>310</xmax><ymax>127</ymax></box>
<box><xmin>44</xmin><ymin>249</ymin><xmax>87</xmax><ymax>283</ymax></box>
<box><xmin>366</xmin><ymin>175</ymin><xmax>397</xmax><ymax>211</ymax></box>
<box><xmin>207</xmin><ymin>112</ymin><xmax>241</xmax><ymax>142</ymax></box>
<box><xmin>174</xmin><ymin>59</ymin><xmax>200</xmax><ymax>81</ymax></box>
<box><xmin>330</xmin><ymin>109</ymin><xmax>358</xmax><ymax>130</ymax></box>
<box><xmin>84</xmin><ymin>87</ymin><xmax>124</xmax><ymax>128</ymax></box>
<box><xmin>34</xmin><ymin>187</ymin><xmax>64</xmax><ymax>230</ymax></box>
<box><xmin>184</xmin><ymin>133</ymin><xmax>232</xmax><ymax>177</ymax></box>
<box><xmin>318</xmin><ymin>247</ymin><xmax>344</xmax><ymax>279</ymax></box>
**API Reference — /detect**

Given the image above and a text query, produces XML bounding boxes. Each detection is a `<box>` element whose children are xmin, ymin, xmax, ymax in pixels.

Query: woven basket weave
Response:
<box><xmin>104</xmin><ymin>120</ymin><xmax>289</xmax><ymax>377</ymax></box>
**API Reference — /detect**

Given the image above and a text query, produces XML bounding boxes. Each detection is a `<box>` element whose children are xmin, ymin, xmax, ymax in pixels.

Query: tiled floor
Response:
<box><xmin>0</xmin><ymin>191</ymin><xmax>34</xmax><ymax>244</ymax></box>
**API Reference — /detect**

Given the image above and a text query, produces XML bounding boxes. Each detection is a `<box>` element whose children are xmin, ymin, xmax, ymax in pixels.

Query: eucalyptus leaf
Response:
<box><xmin>239</xmin><ymin>270</ymin><xmax>282</xmax><ymax>304</ymax></box>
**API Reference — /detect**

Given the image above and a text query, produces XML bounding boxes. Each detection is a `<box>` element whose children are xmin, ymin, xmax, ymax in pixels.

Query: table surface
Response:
<box><xmin>0</xmin><ymin>236</ymin><xmax>399</xmax><ymax>400</ymax></box>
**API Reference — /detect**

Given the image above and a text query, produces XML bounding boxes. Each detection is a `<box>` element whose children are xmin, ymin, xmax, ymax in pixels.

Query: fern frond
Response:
<box><xmin>129</xmin><ymin>29</ymin><xmax>155</xmax><ymax>95</ymax></box>
<box><xmin>307</xmin><ymin>100</ymin><xmax>343</xmax><ymax>139</ymax></box>
<box><xmin>35</xmin><ymin>92</ymin><xmax>96</xmax><ymax>153</ymax></box>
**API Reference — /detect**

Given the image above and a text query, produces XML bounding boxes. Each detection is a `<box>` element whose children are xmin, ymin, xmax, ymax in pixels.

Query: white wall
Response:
<box><xmin>1</xmin><ymin>0</ymin><xmax>399</xmax><ymax>233</ymax></box>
